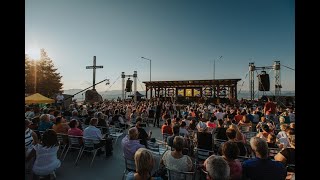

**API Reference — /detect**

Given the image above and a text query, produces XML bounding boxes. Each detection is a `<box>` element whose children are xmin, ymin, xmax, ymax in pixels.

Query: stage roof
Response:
<box><xmin>143</xmin><ymin>79</ymin><xmax>241</xmax><ymax>88</ymax></box>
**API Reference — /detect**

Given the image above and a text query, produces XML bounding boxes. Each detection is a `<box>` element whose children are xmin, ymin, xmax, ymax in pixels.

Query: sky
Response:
<box><xmin>25</xmin><ymin>0</ymin><xmax>295</xmax><ymax>94</ymax></box>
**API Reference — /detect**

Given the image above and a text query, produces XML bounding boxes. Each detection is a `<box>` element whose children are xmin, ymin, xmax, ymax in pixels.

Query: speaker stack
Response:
<box><xmin>257</xmin><ymin>71</ymin><xmax>270</xmax><ymax>91</ymax></box>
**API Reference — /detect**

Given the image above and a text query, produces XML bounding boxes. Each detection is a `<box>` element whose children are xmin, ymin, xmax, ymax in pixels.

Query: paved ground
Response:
<box><xmin>56</xmin><ymin>123</ymin><xmax>165</xmax><ymax>180</ymax></box>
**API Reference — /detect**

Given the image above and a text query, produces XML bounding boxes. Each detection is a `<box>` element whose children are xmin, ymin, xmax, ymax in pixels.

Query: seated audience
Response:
<box><xmin>38</xmin><ymin>114</ymin><xmax>54</xmax><ymax>131</ymax></box>
<box><xmin>135</xmin><ymin>117</ymin><xmax>152</xmax><ymax>147</ymax></box>
<box><xmin>83</xmin><ymin>118</ymin><xmax>113</xmax><ymax>157</ymax></box>
<box><xmin>267</xmin><ymin>134</ymin><xmax>279</xmax><ymax>148</ymax></box>
<box><xmin>167</xmin><ymin>125</ymin><xmax>180</xmax><ymax>148</ymax></box>
<box><xmin>126</xmin><ymin>148</ymin><xmax>162</xmax><ymax>180</ymax></box>
<box><xmin>179</xmin><ymin>121</ymin><xmax>189</xmax><ymax>137</ymax></box>
<box><xmin>204</xmin><ymin>155</ymin><xmax>230</xmax><ymax>180</ymax></box>
<box><xmin>26</xmin><ymin>129</ymin><xmax>61</xmax><ymax>177</ymax></box>
<box><xmin>224</xmin><ymin>128</ymin><xmax>247</xmax><ymax>156</ymax></box>
<box><xmin>122</xmin><ymin>127</ymin><xmax>145</xmax><ymax>160</ymax></box>
<box><xmin>161</xmin><ymin>136</ymin><xmax>193</xmax><ymax>173</ymax></box>
<box><xmin>52</xmin><ymin>116</ymin><xmax>70</xmax><ymax>134</ymax></box>
<box><xmin>242</xmin><ymin>137</ymin><xmax>287</xmax><ymax>180</ymax></box>
<box><xmin>275</xmin><ymin>135</ymin><xmax>295</xmax><ymax>166</ymax></box>
<box><xmin>68</xmin><ymin>119</ymin><xmax>83</xmax><ymax>136</ymax></box>
<box><xmin>161</xmin><ymin>118</ymin><xmax>173</xmax><ymax>135</ymax></box>
<box><xmin>229</xmin><ymin>124</ymin><xmax>246</xmax><ymax>143</ymax></box>
<box><xmin>215</xmin><ymin>119</ymin><xmax>228</xmax><ymax>141</ymax></box>
<box><xmin>194</xmin><ymin>121</ymin><xmax>214</xmax><ymax>151</ymax></box>
<box><xmin>221</xmin><ymin>141</ymin><xmax>242</xmax><ymax>180</ymax></box>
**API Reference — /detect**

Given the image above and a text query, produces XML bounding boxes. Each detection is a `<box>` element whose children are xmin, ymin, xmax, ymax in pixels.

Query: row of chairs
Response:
<box><xmin>57</xmin><ymin>134</ymin><xmax>104</xmax><ymax>167</ymax></box>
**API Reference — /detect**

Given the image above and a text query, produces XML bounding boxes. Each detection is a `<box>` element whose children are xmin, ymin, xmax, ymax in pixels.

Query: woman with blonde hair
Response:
<box><xmin>126</xmin><ymin>148</ymin><xmax>162</xmax><ymax>180</ymax></box>
<box><xmin>275</xmin><ymin>135</ymin><xmax>295</xmax><ymax>166</ymax></box>
<box><xmin>229</xmin><ymin>124</ymin><xmax>246</xmax><ymax>144</ymax></box>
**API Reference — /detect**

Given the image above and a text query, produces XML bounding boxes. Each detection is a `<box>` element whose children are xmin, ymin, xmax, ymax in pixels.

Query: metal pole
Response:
<box><xmin>213</xmin><ymin>59</ymin><xmax>215</xmax><ymax>80</ymax></box>
<box><xmin>141</xmin><ymin>57</ymin><xmax>152</xmax><ymax>99</ymax></box>
<box><xmin>133</xmin><ymin>71</ymin><xmax>137</xmax><ymax>105</ymax></box>
<box><xmin>63</xmin><ymin>78</ymin><xmax>109</xmax><ymax>101</ymax></box>
<box><xmin>122</xmin><ymin>72</ymin><xmax>125</xmax><ymax>102</ymax></box>
<box><xmin>93</xmin><ymin>56</ymin><xmax>96</xmax><ymax>90</ymax></box>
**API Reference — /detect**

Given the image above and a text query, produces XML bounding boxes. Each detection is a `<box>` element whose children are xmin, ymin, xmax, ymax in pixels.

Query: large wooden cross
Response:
<box><xmin>86</xmin><ymin>56</ymin><xmax>103</xmax><ymax>90</ymax></box>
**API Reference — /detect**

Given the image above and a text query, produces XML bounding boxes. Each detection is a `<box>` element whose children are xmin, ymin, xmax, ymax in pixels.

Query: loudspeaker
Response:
<box><xmin>125</xmin><ymin>79</ymin><xmax>133</xmax><ymax>92</ymax></box>
<box><xmin>258</xmin><ymin>73</ymin><xmax>270</xmax><ymax>91</ymax></box>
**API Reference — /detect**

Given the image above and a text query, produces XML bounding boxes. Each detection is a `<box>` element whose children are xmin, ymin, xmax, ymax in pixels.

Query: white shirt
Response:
<box><xmin>215</xmin><ymin>112</ymin><xmax>224</xmax><ymax>120</ymax></box>
<box><xmin>32</xmin><ymin>144</ymin><xmax>61</xmax><ymax>176</ymax></box>
<box><xmin>289</xmin><ymin>113</ymin><xmax>295</xmax><ymax>122</ymax></box>
<box><xmin>56</xmin><ymin>94</ymin><xmax>64</xmax><ymax>102</ymax></box>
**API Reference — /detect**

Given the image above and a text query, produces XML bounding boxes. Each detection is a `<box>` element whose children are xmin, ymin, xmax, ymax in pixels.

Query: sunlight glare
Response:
<box><xmin>25</xmin><ymin>48</ymin><xmax>41</xmax><ymax>60</ymax></box>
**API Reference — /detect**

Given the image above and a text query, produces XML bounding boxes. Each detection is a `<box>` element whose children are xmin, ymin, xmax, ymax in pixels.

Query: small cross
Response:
<box><xmin>86</xmin><ymin>56</ymin><xmax>103</xmax><ymax>90</ymax></box>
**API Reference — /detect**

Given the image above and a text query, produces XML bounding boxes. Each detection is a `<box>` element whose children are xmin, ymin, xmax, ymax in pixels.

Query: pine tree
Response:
<box><xmin>25</xmin><ymin>49</ymin><xmax>63</xmax><ymax>98</ymax></box>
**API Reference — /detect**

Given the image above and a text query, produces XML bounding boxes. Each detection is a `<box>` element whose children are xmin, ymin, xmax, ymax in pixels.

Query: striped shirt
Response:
<box><xmin>25</xmin><ymin>128</ymin><xmax>34</xmax><ymax>149</ymax></box>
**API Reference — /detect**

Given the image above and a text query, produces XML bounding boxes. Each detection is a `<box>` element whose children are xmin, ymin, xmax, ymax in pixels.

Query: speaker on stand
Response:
<box><xmin>125</xmin><ymin>78</ymin><xmax>133</xmax><ymax>92</ymax></box>
<box><xmin>257</xmin><ymin>71</ymin><xmax>270</xmax><ymax>91</ymax></box>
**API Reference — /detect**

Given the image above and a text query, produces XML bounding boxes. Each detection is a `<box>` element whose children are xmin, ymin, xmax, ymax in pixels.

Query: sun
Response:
<box><xmin>25</xmin><ymin>48</ymin><xmax>41</xmax><ymax>60</ymax></box>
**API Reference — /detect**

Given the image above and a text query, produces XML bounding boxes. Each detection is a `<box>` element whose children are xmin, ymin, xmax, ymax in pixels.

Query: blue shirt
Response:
<box><xmin>242</xmin><ymin>157</ymin><xmax>287</xmax><ymax>180</ymax></box>
<box><xmin>38</xmin><ymin>121</ymin><xmax>54</xmax><ymax>131</ymax></box>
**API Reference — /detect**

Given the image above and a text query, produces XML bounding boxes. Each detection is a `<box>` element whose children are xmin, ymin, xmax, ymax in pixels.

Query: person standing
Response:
<box><xmin>56</xmin><ymin>92</ymin><xmax>64</xmax><ymax>110</ymax></box>
<box><xmin>154</xmin><ymin>103</ymin><xmax>162</xmax><ymax>128</ymax></box>
<box><xmin>263</xmin><ymin>97</ymin><xmax>277</xmax><ymax>121</ymax></box>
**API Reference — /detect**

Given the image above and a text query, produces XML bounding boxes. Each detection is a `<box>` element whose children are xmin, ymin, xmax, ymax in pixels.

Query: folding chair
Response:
<box><xmin>147</xmin><ymin>140</ymin><xmax>161</xmax><ymax>155</ymax></box>
<box><xmin>162</xmin><ymin>133</ymin><xmax>171</xmax><ymax>145</ymax></box>
<box><xmin>243</xmin><ymin>132</ymin><xmax>257</xmax><ymax>144</ymax></box>
<box><xmin>268</xmin><ymin>147</ymin><xmax>281</xmax><ymax>159</ymax></box>
<box><xmin>194</xmin><ymin>148</ymin><xmax>214</xmax><ymax>172</ymax></box>
<box><xmin>62</xmin><ymin>135</ymin><xmax>83</xmax><ymax>165</ymax></box>
<box><xmin>109</xmin><ymin>125</ymin><xmax>124</xmax><ymax>144</ymax></box>
<box><xmin>56</xmin><ymin>133</ymin><xmax>68</xmax><ymax>159</ymax></box>
<box><xmin>147</xmin><ymin>140</ymin><xmax>167</xmax><ymax>156</ymax></box>
<box><xmin>213</xmin><ymin>139</ymin><xmax>227</xmax><ymax>152</ymax></box>
<box><xmin>77</xmin><ymin>137</ymin><xmax>104</xmax><ymax>167</ymax></box>
<box><xmin>239</xmin><ymin>125</ymin><xmax>251</xmax><ymax>133</ymax></box>
<box><xmin>166</xmin><ymin>168</ymin><xmax>195</xmax><ymax>180</ymax></box>
<box><xmin>122</xmin><ymin>155</ymin><xmax>136</xmax><ymax>180</ymax></box>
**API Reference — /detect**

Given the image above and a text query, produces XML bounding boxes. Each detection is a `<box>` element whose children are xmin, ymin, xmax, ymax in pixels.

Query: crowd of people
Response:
<box><xmin>25</xmin><ymin>96</ymin><xmax>295</xmax><ymax>179</ymax></box>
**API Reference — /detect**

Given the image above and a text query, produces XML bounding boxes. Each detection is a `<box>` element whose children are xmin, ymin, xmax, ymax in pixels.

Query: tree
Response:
<box><xmin>25</xmin><ymin>49</ymin><xmax>63</xmax><ymax>98</ymax></box>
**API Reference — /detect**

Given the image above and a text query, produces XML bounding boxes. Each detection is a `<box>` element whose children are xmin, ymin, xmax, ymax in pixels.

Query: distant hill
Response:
<box><xmin>63</xmin><ymin>89</ymin><xmax>294</xmax><ymax>101</ymax></box>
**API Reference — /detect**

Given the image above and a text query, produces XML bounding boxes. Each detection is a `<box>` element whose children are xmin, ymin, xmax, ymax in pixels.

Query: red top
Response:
<box><xmin>264</xmin><ymin>102</ymin><xmax>276</xmax><ymax>115</ymax></box>
<box><xmin>161</xmin><ymin>125</ymin><xmax>173</xmax><ymax>135</ymax></box>
<box><xmin>68</xmin><ymin>128</ymin><xmax>83</xmax><ymax>136</ymax></box>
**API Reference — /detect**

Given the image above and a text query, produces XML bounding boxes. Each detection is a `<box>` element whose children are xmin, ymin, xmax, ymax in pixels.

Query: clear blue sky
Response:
<box><xmin>25</xmin><ymin>0</ymin><xmax>295</xmax><ymax>93</ymax></box>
